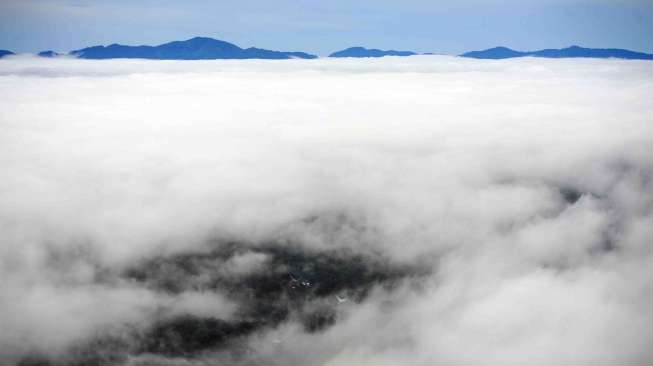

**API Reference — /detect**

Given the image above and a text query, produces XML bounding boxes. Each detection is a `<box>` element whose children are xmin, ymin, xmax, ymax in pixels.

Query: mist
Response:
<box><xmin>1</xmin><ymin>55</ymin><xmax>652</xmax><ymax>366</ymax></box>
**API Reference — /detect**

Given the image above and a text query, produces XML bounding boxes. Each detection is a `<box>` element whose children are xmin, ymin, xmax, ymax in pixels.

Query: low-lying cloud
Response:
<box><xmin>1</xmin><ymin>56</ymin><xmax>652</xmax><ymax>366</ymax></box>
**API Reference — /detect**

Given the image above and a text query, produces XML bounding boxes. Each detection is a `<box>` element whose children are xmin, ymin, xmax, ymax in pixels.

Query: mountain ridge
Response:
<box><xmin>0</xmin><ymin>49</ymin><xmax>15</xmax><ymax>58</ymax></box>
<box><xmin>3</xmin><ymin>41</ymin><xmax>653</xmax><ymax>61</ymax></box>
<box><xmin>70</xmin><ymin>37</ymin><xmax>317</xmax><ymax>60</ymax></box>
<box><xmin>461</xmin><ymin>45</ymin><xmax>653</xmax><ymax>60</ymax></box>
<box><xmin>329</xmin><ymin>46</ymin><xmax>417</xmax><ymax>58</ymax></box>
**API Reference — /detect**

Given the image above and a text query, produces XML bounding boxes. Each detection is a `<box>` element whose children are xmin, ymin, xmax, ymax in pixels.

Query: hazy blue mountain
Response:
<box><xmin>38</xmin><ymin>50</ymin><xmax>59</xmax><ymax>58</ymax></box>
<box><xmin>0</xmin><ymin>49</ymin><xmax>15</xmax><ymax>58</ymax></box>
<box><xmin>530</xmin><ymin>45</ymin><xmax>653</xmax><ymax>59</ymax></box>
<box><xmin>329</xmin><ymin>47</ymin><xmax>417</xmax><ymax>58</ymax></box>
<box><xmin>460</xmin><ymin>46</ymin><xmax>528</xmax><ymax>59</ymax></box>
<box><xmin>461</xmin><ymin>45</ymin><xmax>653</xmax><ymax>60</ymax></box>
<box><xmin>70</xmin><ymin>37</ymin><xmax>317</xmax><ymax>60</ymax></box>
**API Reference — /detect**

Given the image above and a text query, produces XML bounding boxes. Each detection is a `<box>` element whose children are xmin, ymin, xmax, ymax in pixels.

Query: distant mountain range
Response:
<box><xmin>329</xmin><ymin>47</ymin><xmax>417</xmax><ymax>58</ymax></box>
<box><xmin>68</xmin><ymin>37</ymin><xmax>317</xmax><ymax>60</ymax></box>
<box><xmin>0</xmin><ymin>40</ymin><xmax>420</xmax><ymax>60</ymax></box>
<box><xmin>37</xmin><ymin>50</ymin><xmax>59</xmax><ymax>58</ymax></box>
<box><xmin>2</xmin><ymin>39</ymin><xmax>653</xmax><ymax>61</ymax></box>
<box><xmin>461</xmin><ymin>45</ymin><xmax>653</xmax><ymax>60</ymax></box>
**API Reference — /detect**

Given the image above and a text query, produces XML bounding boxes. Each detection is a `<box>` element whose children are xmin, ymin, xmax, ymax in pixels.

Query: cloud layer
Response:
<box><xmin>1</xmin><ymin>56</ymin><xmax>652</xmax><ymax>366</ymax></box>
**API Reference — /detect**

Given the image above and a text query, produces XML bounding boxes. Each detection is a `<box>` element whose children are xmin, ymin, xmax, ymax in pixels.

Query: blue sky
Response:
<box><xmin>1</xmin><ymin>0</ymin><xmax>652</xmax><ymax>55</ymax></box>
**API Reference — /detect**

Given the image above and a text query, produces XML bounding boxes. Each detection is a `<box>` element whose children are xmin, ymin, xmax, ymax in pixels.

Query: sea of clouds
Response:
<box><xmin>1</xmin><ymin>55</ymin><xmax>652</xmax><ymax>366</ymax></box>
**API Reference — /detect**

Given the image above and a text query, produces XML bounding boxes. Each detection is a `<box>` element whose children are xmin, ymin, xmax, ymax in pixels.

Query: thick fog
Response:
<box><xmin>1</xmin><ymin>55</ymin><xmax>652</xmax><ymax>366</ymax></box>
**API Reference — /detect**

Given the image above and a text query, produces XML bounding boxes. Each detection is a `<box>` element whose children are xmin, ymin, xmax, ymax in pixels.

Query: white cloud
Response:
<box><xmin>1</xmin><ymin>55</ymin><xmax>652</xmax><ymax>365</ymax></box>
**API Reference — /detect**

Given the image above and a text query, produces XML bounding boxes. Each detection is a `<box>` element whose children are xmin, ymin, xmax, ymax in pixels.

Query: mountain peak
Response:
<box><xmin>461</xmin><ymin>45</ymin><xmax>653</xmax><ymax>60</ymax></box>
<box><xmin>37</xmin><ymin>50</ymin><xmax>59</xmax><ymax>58</ymax></box>
<box><xmin>70</xmin><ymin>37</ymin><xmax>316</xmax><ymax>60</ymax></box>
<box><xmin>329</xmin><ymin>46</ymin><xmax>417</xmax><ymax>58</ymax></box>
<box><xmin>460</xmin><ymin>47</ymin><xmax>526</xmax><ymax>59</ymax></box>
<box><xmin>187</xmin><ymin>36</ymin><xmax>214</xmax><ymax>42</ymax></box>
<box><xmin>0</xmin><ymin>49</ymin><xmax>15</xmax><ymax>58</ymax></box>
<box><xmin>177</xmin><ymin>37</ymin><xmax>238</xmax><ymax>47</ymax></box>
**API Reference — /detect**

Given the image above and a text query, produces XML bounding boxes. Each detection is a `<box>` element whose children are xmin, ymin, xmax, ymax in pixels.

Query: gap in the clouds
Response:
<box><xmin>18</xmin><ymin>235</ymin><xmax>427</xmax><ymax>365</ymax></box>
